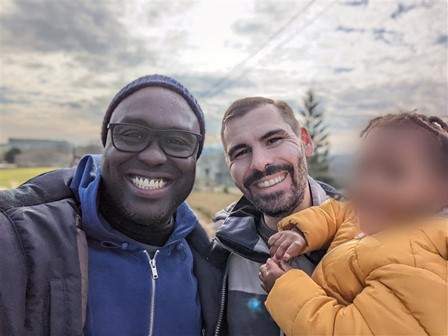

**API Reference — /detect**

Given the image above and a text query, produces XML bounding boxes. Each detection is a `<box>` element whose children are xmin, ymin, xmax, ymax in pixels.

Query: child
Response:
<box><xmin>259</xmin><ymin>112</ymin><xmax>448</xmax><ymax>335</ymax></box>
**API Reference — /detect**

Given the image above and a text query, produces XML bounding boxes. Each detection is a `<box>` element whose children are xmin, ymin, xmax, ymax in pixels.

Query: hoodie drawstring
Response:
<box><xmin>100</xmin><ymin>241</ymin><xmax>129</xmax><ymax>250</ymax></box>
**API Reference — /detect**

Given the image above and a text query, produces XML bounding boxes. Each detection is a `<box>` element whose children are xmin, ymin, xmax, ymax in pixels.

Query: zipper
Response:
<box><xmin>214</xmin><ymin>261</ymin><xmax>229</xmax><ymax>336</ymax></box>
<box><xmin>144</xmin><ymin>250</ymin><xmax>159</xmax><ymax>336</ymax></box>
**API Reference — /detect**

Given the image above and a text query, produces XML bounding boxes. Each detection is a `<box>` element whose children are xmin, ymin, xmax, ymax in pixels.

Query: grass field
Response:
<box><xmin>187</xmin><ymin>191</ymin><xmax>241</xmax><ymax>234</ymax></box>
<box><xmin>0</xmin><ymin>167</ymin><xmax>240</xmax><ymax>234</ymax></box>
<box><xmin>0</xmin><ymin>167</ymin><xmax>57</xmax><ymax>189</ymax></box>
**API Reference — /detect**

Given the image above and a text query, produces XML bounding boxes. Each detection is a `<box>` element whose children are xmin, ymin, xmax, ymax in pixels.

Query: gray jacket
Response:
<box><xmin>212</xmin><ymin>178</ymin><xmax>341</xmax><ymax>336</ymax></box>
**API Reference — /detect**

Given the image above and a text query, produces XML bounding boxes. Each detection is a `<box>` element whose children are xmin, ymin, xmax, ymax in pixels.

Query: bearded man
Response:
<box><xmin>212</xmin><ymin>97</ymin><xmax>340</xmax><ymax>336</ymax></box>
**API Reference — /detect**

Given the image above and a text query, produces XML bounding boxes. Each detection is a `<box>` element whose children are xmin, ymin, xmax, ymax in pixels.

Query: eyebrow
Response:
<box><xmin>227</xmin><ymin>128</ymin><xmax>289</xmax><ymax>158</ymax></box>
<box><xmin>259</xmin><ymin>128</ymin><xmax>289</xmax><ymax>141</ymax></box>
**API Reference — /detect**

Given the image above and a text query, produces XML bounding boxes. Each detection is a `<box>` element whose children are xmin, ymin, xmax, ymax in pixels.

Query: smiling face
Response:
<box><xmin>223</xmin><ymin>104</ymin><xmax>313</xmax><ymax>218</ymax></box>
<box><xmin>351</xmin><ymin>126</ymin><xmax>448</xmax><ymax>235</ymax></box>
<box><xmin>101</xmin><ymin>87</ymin><xmax>200</xmax><ymax>226</ymax></box>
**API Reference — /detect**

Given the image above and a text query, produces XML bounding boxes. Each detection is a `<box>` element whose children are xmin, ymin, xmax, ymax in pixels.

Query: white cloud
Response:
<box><xmin>1</xmin><ymin>0</ymin><xmax>447</xmax><ymax>154</ymax></box>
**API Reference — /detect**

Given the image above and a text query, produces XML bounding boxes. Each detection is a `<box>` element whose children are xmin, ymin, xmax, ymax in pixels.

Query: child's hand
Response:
<box><xmin>259</xmin><ymin>258</ymin><xmax>292</xmax><ymax>293</ymax></box>
<box><xmin>268</xmin><ymin>229</ymin><xmax>307</xmax><ymax>261</ymax></box>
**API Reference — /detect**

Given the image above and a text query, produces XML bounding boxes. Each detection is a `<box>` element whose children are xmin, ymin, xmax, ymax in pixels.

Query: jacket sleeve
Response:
<box><xmin>0</xmin><ymin>212</ymin><xmax>28</xmax><ymax>336</ymax></box>
<box><xmin>265</xmin><ymin>266</ymin><xmax>445</xmax><ymax>336</ymax></box>
<box><xmin>277</xmin><ymin>199</ymin><xmax>354</xmax><ymax>252</ymax></box>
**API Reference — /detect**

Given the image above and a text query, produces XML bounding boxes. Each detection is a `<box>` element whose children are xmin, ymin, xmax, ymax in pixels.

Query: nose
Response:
<box><xmin>137</xmin><ymin>140</ymin><xmax>168</xmax><ymax>166</ymax></box>
<box><xmin>249</xmin><ymin>147</ymin><xmax>273</xmax><ymax>172</ymax></box>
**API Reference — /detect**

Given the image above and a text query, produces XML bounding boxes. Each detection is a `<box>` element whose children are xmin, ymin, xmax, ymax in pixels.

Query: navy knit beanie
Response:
<box><xmin>101</xmin><ymin>74</ymin><xmax>206</xmax><ymax>158</ymax></box>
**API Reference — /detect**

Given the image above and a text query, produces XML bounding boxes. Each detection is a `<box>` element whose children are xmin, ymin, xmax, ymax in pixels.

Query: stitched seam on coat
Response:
<box><xmin>352</xmin><ymin>300</ymin><xmax>375</xmax><ymax>334</ymax></box>
<box><xmin>419</xmin><ymin>229</ymin><xmax>446</xmax><ymax>259</ymax></box>
<box><xmin>1</xmin><ymin>211</ymin><xmax>29</xmax><ymax>273</ymax></box>
<box><xmin>62</xmin><ymin>278</ymin><xmax>67</xmax><ymax>333</ymax></box>
<box><xmin>363</xmin><ymin>258</ymin><xmax>446</xmax><ymax>282</ymax></box>
<box><xmin>353</xmin><ymin>242</ymin><xmax>367</xmax><ymax>279</ymax></box>
<box><xmin>409</xmin><ymin>233</ymin><xmax>418</xmax><ymax>268</ymax></box>
<box><xmin>378</xmin><ymin>277</ymin><xmax>429</xmax><ymax>335</ymax></box>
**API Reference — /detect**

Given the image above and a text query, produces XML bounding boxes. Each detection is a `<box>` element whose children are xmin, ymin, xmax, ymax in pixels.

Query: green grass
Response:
<box><xmin>0</xmin><ymin>167</ymin><xmax>57</xmax><ymax>189</ymax></box>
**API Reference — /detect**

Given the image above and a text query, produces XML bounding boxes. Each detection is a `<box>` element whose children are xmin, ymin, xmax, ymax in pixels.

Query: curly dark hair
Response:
<box><xmin>361</xmin><ymin>111</ymin><xmax>448</xmax><ymax>172</ymax></box>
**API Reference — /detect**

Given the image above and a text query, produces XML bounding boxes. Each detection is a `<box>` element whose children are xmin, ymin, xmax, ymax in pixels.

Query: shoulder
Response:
<box><xmin>355</xmin><ymin>220</ymin><xmax>447</xmax><ymax>278</ymax></box>
<box><xmin>0</xmin><ymin>168</ymin><xmax>76</xmax><ymax>211</ymax></box>
<box><xmin>187</xmin><ymin>225</ymin><xmax>229</xmax><ymax>270</ymax></box>
<box><xmin>0</xmin><ymin>168</ymin><xmax>79</xmax><ymax>254</ymax></box>
<box><xmin>212</xmin><ymin>201</ymin><xmax>238</xmax><ymax>224</ymax></box>
<box><xmin>315</xmin><ymin>180</ymin><xmax>344</xmax><ymax>201</ymax></box>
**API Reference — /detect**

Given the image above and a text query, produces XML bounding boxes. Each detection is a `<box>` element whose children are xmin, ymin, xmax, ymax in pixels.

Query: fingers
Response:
<box><xmin>266</xmin><ymin>258</ymin><xmax>281</xmax><ymax>271</ymax></box>
<box><xmin>280</xmin><ymin>259</ymin><xmax>293</xmax><ymax>272</ymax></box>
<box><xmin>259</xmin><ymin>265</ymin><xmax>269</xmax><ymax>292</ymax></box>
<box><xmin>259</xmin><ymin>271</ymin><xmax>268</xmax><ymax>292</ymax></box>
<box><xmin>268</xmin><ymin>231</ymin><xmax>283</xmax><ymax>247</ymax></box>
<box><xmin>283</xmin><ymin>240</ymin><xmax>306</xmax><ymax>261</ymax></box>
<box><xmin>269</xmin><ymin>232</ymin><xmax>289</xmax><ymax>259</ymax></box>
<box><xmin>274</xmin><ymin>239</ymin><xmax>294</xmax><ymax>260</ymax></box>
<box><xmin>269</xmin><ymin>231</ymin><xmax>307</xmax><ymax>261</ymax></box>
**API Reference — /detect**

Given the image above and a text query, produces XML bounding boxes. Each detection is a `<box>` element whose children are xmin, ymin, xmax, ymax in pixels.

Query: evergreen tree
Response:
<box><xmin>299</xmin><ymin>90</ymin><xmax>330</xmax><ymax>180</ymax></box>
<box><xmin>4</xmin><ymin>147</ymin><xmax>21</xmax><ymax>164</ymax></box>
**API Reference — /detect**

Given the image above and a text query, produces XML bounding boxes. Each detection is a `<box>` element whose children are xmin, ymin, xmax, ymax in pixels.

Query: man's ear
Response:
<box><xmin>300</xmin><ymin>128</ymin><xmax>314</xmax><ymax>157</ymax></box>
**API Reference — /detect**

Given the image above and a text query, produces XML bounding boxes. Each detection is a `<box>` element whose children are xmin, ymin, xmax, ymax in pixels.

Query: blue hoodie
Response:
<box><xmin>70</xmin><ymin>155</ymin><xmax>202</xmax><ymax>336</ymax></box>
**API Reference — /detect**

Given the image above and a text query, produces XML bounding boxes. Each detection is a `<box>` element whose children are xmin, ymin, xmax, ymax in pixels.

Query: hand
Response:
<box><xmin>259</xmin><ymin>258</ymin><xmax>292</xmax><ymax>293</ymax></box>
<box><xmin>268</xmin><ymin>229</ymin><xmax>307</xmax><ymax>261</ymax></box>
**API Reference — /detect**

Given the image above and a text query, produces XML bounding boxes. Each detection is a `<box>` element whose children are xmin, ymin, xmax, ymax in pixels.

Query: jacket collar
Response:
<box><xmin>216</xmin><ymin>177</ymin><xmax>329</xmax><ymax>263</ymax></box>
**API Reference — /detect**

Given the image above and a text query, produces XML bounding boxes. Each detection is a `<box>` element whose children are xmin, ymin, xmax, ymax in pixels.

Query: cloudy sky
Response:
<box><xmin>1</xmin><ymin>0</ymin><xmax>447</xmax><ymax>154</ymax></box>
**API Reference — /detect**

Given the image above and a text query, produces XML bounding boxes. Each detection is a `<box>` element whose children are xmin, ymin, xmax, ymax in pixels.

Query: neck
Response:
<box><xmin>98</xmin><ymin>193</ymin><xmax>174</xmax><ymax>247</ymax></box>
<box><xmin>263</xmin><ymin>182</ymin><xmax>312</xmax><ymax>231</ymax></box>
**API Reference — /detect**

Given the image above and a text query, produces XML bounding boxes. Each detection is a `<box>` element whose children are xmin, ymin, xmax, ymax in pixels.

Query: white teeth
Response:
<box><xmin>131</xmin><ymin>177</ymin><xmax>168</xmax><ymax>190</ymax></box>
<box><xmin>256</xmin><ymin>175</ymin><xmax>286</xmax><ymax>188</ymax></box>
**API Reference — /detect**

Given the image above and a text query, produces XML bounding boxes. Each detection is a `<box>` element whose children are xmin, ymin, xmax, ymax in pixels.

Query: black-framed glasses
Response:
<box><xmin>107</xmin><ymin>123</ymin><xmax>202</xmax><ymax>159</ymax></box>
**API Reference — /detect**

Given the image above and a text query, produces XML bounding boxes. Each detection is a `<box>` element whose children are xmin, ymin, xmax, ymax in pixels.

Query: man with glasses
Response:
<box><xmin>0</xmin><ymin>75</ymin><xmax>225</xmax><ymax>336</ymax></box>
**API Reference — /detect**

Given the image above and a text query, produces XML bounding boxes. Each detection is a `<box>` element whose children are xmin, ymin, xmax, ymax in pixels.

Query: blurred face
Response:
<box><xmin>224</xmin><ymin>105</ymin><xmax>313</xmax><ymax>217</ymax></box>
<box><xmin>351</xmin><ymin>126</ymin><xmax>448</xmax><ymax>235</ymax></box>
<box><xmin>101</xmin><ymin>87</ymin><xmax>200</xmax><ymax>226</ymax></box>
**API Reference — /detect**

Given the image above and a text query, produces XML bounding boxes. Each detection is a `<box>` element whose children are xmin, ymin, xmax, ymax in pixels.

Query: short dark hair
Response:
<box><xmin>221</xmin><ymin>97</ymin><xmax>300</xmax><ymax>149</ymax></box>
<box><xmin>361</xmin><ymin>111</ymin><xmax>448</xmax><ymax>173</ymax></box>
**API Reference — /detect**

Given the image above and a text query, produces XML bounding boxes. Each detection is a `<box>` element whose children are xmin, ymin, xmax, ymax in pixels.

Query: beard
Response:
<box><xmin>99</xmin><ymin>182</ymin><xmax>174</xmax><ymax>228</ymax></box>
<box><xmin>243</xmin><ymin>156</ymin><xmax>309</xmax><ymax>218</ymax></box>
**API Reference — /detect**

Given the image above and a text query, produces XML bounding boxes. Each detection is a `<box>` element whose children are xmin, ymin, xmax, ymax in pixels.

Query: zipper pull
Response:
<box><xmin>150</xmin><ymin>258</ymin><xmax>158</xmax><ymax>280</ymax></box>
<box><xmin>150</xmin><ymin>250</ymin><xmax>160</xmax><ymax>280</ymax></box>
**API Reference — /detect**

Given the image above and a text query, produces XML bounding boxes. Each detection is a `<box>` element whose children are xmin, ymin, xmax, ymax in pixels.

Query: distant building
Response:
<box><xmin>7</xmin><ymin>138</ymin><xmax>74</xmax><ymax>168</ymax></box>
<box><xmin>8</xmin><ymin>138</ymin><xmax>74</xmax><ymax>152</ymax></box>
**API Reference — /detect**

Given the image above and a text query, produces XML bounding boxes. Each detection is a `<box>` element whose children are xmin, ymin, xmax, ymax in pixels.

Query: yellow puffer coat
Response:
<box><xmin>265</xmin><ymin>199</ymin><xmax>448</xmax><ymax>335</ymax></box>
